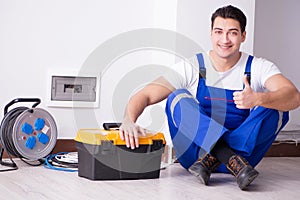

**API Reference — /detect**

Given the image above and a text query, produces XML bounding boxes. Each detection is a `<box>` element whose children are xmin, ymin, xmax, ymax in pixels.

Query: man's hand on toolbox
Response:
<box><xmin>119</xmin><ymin>118</ymin><xmax>146</xmax><ymax>149</ymax></box>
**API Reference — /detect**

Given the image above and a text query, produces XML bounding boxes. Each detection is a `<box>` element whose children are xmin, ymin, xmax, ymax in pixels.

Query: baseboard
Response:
<box><xmin>264</xmin><ymin>142</ymin><xmax>300</xmax><ymax>157</ymax></box>
<box><xmin>52</xmin><ymin>139</ymin><xmax>77</xmax><ymax>153</ymax></box>
<box><xmin>52</xmin><ymin>139</ymin><xmax>300</xmax><ymax>157</ymax></box>
<box><xmin>2</xmin><ymin>139</ymin><xmax>300</xmax><ymax>159</ymax></box>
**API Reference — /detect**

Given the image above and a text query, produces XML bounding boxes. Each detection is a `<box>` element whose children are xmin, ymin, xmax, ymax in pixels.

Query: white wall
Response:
<box><xmin>176</xmin><ymin>0</ymin><xmax>255</xmax><ymax>54</ymax></box>
<box><xmin>0</xmin><ymin>0</ymin><xmax>178</xmax><ymax>139</ymax></box>
<box><xmin>254</xmin><ymin>0</ymin><xmax>300</xmax><ymax>134</ymax></box>
<box><xmin>0</xmin><ymin>0</ymin><xmax>255</xmax><ymax>141</ymax></box>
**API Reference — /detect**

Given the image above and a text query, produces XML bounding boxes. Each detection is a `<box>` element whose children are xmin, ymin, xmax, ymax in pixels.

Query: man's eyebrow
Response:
<box><xmin>213</xmin><ymin>27</ymin><xmax>223</xmax><ymax>30</ymax></box>
<box><xmin>228</xmin><ymin>28</ymin><xmax>240</xmax><ymax>32</ymax></box>
<box><xmin>213</xmin><ymin>27</ymin><xmax>240</xmax><ymax>32</ymax></box>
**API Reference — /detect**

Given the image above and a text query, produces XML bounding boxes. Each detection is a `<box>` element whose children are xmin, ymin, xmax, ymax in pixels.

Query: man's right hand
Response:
<box><xmin>119</xmin><ymin>76</ymin><xmax>174</xmax><ymax>149</ymax></box>
<box><xmin>119</xmin><ymin>118</ymin><xmax>146</xmax><ymax>149</ymax></box>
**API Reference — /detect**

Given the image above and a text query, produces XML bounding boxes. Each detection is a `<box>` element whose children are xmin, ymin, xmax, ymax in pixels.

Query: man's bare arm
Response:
<box><xmin>233</xmin><ymin>74</ymin><xmax>300</xmax><ymax>111</ymax></box>
<box><xmin>120</xmin><ymin>76</ymin><xmax>175</xmax><ymax>149</ymax></box>
<box><xmin>259</xmin><ymin>74</ymin><xmax>300</xmax><ymax>111</ymax></box>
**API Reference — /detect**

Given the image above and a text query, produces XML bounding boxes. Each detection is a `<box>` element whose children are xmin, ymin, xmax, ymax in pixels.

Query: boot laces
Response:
<box><xmin>228</xmin><ymin>155</ymin><xmax>248</xmax><ymax>176</ymax></box>
<box><xmin>202</xmin><ymin>154</ymin><xmax>220</xmax><ymax>170</ymax></box>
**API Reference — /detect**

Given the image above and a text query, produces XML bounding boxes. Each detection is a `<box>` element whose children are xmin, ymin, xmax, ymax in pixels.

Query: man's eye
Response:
<box><xmin>230</xmin><ymin>31</ymin><xmax>238</xmax><ymax>36</ymax></box>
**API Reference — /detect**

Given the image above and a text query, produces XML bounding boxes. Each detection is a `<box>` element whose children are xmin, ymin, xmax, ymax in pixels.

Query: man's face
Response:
<box><xmin>210</xmin><ymin>16</ymin><xmax>246</xmax><ymax>59</ymax></box>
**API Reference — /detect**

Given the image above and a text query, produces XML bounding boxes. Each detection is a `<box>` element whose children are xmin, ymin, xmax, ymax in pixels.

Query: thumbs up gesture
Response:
<box><xmin>233</xmin><ymin>75</ymin><xmax>258</xmax><ymax>109</ymax></box>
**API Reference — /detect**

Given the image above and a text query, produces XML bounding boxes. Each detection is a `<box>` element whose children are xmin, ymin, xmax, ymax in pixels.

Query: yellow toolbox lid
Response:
<box><xmin>74</xmin><ymin>129</ymin><xmax>166</xmax><ymax>145</ymax></box>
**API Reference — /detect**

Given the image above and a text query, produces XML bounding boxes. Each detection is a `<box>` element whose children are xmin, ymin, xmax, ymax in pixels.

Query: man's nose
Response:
<box><xmin>221</xmin><ymin>33</ymin><xmax>230</xmax><ymax>43</ymax></box>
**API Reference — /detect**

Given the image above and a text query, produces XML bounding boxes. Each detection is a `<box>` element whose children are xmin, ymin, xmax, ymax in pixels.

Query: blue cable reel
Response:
<box><xmin>0</xmin><ymin>98</ymin><xmax>57</xmax><ymax>171</ymax></box>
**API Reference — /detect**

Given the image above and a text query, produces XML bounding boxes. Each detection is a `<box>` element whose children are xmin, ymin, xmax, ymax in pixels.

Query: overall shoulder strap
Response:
<box><xmin>244</xmin><ymin>55</ymin><xmax>253</xmax><ymax>85</ymax></box>
<box><xmin>196</xmin><ymin>53</ymin><xmax>206</xmax><ymax>79</ymax></box>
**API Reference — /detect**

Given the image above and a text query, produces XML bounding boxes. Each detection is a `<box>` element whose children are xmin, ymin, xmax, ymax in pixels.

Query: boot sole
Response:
<box><xmin>189</xmin><ymin>171</ymin><xmax>209</xmax><ymax>185</ymax></box>
<box><xmin>197</xmin><ymin>174</ymin><xmax>209</xmax><ymax>185</ymax></box>
<box><xmin>238</xmin><ymin>170</ymin><xmax>259</xmax><ymax>190</ymax></box>
<box><xmin>188</xmin><ymin>164</ymin><xmax>210</xmax><ymax>185</ymax></box>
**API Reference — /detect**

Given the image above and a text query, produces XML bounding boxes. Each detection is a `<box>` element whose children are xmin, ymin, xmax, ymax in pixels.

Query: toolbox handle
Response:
<box><xmin>103</xmin><ymin>123</ymin><xmax>122</xmax><ymax>131</ymax></box>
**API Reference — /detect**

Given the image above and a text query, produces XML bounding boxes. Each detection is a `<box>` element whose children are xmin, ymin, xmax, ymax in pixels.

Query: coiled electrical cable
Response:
<box><xmin>1</xmin><ymin>107</ymin><xmax>28</xmax><ymax>158</ymax></box>
<box><xmin>0</xmin><ymin>98</ymin><xmax>57</xmax><ymax>172</ymax></box>
<box><xmin>44</xmin><ymin>152</ymin><xmax>78</xmax><ymax>172</ymax></box>
<box><xmin>0</xmin><ymin>107</ymin><xmax>43</xmax><ymax>167</ymax></box>
<box><xmin>0</xmin><ymin>107</ymin><xmax>28</xmax><ymax>171</ymax></box>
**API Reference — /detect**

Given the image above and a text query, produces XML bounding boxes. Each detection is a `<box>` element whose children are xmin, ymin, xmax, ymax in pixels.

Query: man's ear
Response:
<box><xmin>241</xmin><ymin>31</ymin><xmax>246</xmax><ymax>42</ymax></box>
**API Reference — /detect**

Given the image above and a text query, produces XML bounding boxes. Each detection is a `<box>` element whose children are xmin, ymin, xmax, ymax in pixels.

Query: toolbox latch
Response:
<box><xmin>151</xmin><ymin>140</ymin><xmax>164</xmax><ymax>151</ymax></box>
<box><xmin>100</xmin><ymin>140</ymin><xmax>114</xmax><ymax>155</ymax></box>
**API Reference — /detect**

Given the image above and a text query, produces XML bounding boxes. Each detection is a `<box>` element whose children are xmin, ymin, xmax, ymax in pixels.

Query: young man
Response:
<box><xmin>119</xmin><ymin>5</ymin><xmax>300</xmax><ymax>190</ymax></box>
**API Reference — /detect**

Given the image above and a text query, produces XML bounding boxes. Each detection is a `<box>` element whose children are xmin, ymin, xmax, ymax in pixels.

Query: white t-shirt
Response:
<box><xmin>163</xmin><ymin>52</ymin><xmax>281</xmax><ymax>96</ymax></box>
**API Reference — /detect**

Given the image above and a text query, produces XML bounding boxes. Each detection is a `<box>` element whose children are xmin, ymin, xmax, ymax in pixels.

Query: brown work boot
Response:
<box><xmin>188</xmin><ymin>154</ymin><xmax>221</xmax><ymax>185</ymax></box>
<box><xmin>226</xmin><ymin>155</ymin><xmax>259</xmax><ymax>190</ymax></box>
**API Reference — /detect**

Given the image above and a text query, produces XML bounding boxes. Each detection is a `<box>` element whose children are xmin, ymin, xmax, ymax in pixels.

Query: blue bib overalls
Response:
<box><xmin>165</xmin><ymin>53</ymin><xmax>289</xmax><ymax>172</ymax></box>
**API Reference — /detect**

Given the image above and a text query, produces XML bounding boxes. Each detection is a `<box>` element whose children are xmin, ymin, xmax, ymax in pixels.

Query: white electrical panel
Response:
<box><xmin>47</xmin><ymin>70</ymin><xmax>100</xmax><ymax>108</ymax></box>
<box><xmin>51</xmin><ymin>76</ymin><xmax>96</xmax><ymax>102</ymax></box>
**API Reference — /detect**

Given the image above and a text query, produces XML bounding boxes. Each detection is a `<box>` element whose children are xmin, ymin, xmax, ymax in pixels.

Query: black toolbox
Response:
<box><xmin>74</xmin><ymin>128</ymin><xmax>166</xmax><ymax>180</ymax></box>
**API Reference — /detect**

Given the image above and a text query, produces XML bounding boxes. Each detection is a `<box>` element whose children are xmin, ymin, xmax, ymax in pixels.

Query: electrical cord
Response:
<box><xmin>1</xmin><ymin>107</ymin><xmax>27</xmax><ymax>157</ymax></box>
<box><xmin>44</xmin><ymin>152</ymin><xmax>78</xmax><ymax>172</ymax></box>
<box><xmin>0</xmin><ymin>107</ymin><xmax>44</xmax><ymax>172</ymax></box>
<box><xmin>0</xmin><ymin>107</ymin><xmax>27</xmax><ymax>171</ymax></box>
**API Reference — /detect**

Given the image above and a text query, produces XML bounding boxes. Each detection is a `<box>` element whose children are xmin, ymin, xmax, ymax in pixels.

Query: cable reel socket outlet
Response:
<box><xmin>0</xmin><ymin>98</ymin><xmax>57</xmax><ymax>160</ymax></box>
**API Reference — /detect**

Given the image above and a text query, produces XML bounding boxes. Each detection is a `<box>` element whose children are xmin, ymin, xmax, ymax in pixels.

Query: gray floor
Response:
<box><xmin>0</xmin><ymin>157</ymin><xmax>299</xmax><ymax>200</ymax></box>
